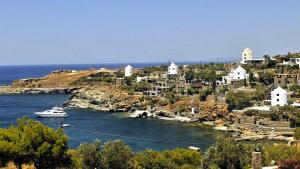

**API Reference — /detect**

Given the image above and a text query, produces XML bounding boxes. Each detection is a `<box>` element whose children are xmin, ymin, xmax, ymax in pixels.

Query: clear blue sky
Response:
<box><xmin>0</xmin><ymin>0</ymin><xmax>299</xmax><ymax>65</ymax></box>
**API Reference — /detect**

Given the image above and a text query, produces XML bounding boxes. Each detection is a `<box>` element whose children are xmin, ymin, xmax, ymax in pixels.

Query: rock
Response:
<box><xmin>0</xmin><ymin>86</ymin><xmax>77</xmax><ymax>94</ymax></box>
<box><xmin>65</xmin><ymin>86</ymin><xmax>142</xmax><ymax>112</ymax></box>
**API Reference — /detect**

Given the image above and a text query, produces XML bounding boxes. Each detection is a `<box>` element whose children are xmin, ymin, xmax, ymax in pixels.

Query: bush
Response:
<box><xmin>134</xmin><ymin>148</ymin><xmax>202</xmax><ymax>169</ymax></box>
<box><xmin>74</xmin><ymin>140</ymin><xmax>134</xmax><ymax>169</ymax></box>
<box><xmin>279</xmin><ymin>159</ymin><xmax>300</xmax><ymax>169</ymax></box>
<box><xmin>77</xmin><ymin>140</ymin><xmax>102</xmax><ymax>169</ymax></box>
<box><xmin>295</xmin><ymin>128</ymin><xmax>300</xmax><ymax>140</ymax></box>
<box><xmin>263</xmin><ymin>144</ymin><xmax>300</xmax><ymax>165</ymax></box>
<box><xmin>133</xmin><ymin>82</ymin><xmax>152</xmax><ymax>92</ymax></box>
<box><xmin>226</xmin><ymin>91</ymin><xmax>253</xmax><ymax>111</ymax></box>
<box><xmin>101</xmin><ymin>140</ymin><xmax>134</xmax><ymax>169</ymax></box>
<box><xmin>201</xmin><ymin>137</ymin><xmax>253</xmax><ymax>169</ymax></box>
<box><xmin>199</xmin><ymin>87</ymin><xmax>214</xmax><ymax>101</ymax></box>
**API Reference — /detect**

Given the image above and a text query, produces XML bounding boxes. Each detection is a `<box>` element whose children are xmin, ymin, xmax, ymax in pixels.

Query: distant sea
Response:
<box><xmin>0</xmin><ymin>62</ymin><xmax>200</xmax><ymax>85</ymax></box>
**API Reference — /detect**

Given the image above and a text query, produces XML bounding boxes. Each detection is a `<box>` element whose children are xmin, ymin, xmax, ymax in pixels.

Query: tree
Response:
<box><xmin>201</xmin><ymin>137</ymin><xmax>253</xmax><ymax>169</ymax></box>
<box><xmin>226</xmin><ymin>91</ymin><xmax>253</xmax><ymax>111</ymax></box>
<box><xmin>101</xmin><ymin>140</ymin><xmax>134</xmax><ymax>169</ymax></box>
<box><xmin>185</xmin><ymin>70</ymin><xmax>196</xmax><ymax>81</ymax></box>
<box><xmin>0</xmin><ymin>117</ymin><xmax>71</xmax><ymax>169</ymax></box>
<box><xmin>258</xmin><ymin>70</ymin><xmax>275</xmax><ymax>86</ymax></box>
<box><xmin>253</xmin><ymin>84</ymin><xmax>267</xmax><ymax>101</ymax></box>
<box><xmin>77</xmin><ymin>140</ymin><xmax>102</xmax><ymax>169</ymax></box>
<box><xmin>290</xmin><ymin>84</ymin><xmax>300</xmax><ymax>97</ymax></box>
<box><xmin>248</xmin><ymin>70</ymin><xmax>256</xmax><ymax>87</ymax></box>
<box><xmin>133</xmin><ymin>82</ymin><xmax>152</xmax><ymax>92</ymax></box>
<box><xmin>199</xmin><ymin>87</ymin><xmax>214</xmax><ymax>101</ymax></box>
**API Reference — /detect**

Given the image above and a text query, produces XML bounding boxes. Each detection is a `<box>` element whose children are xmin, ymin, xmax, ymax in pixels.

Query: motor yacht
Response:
<box><xmin>34</xmin><ymin>107</ymin><xmax>69</xmax><ymax>118</ymax></box>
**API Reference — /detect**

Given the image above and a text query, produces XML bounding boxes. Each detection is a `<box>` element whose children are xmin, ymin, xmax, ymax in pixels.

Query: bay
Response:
<box><xmin>0</xmin><ymin>94</ymin><xmax>216</xmax><ymax>151</ymax></box>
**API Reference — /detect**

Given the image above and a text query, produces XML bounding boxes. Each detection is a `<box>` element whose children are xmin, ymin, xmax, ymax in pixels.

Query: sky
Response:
<box><xmin>0</xmin><ymin>0</ymin><xmax>299</xmax><ymax>65</ymax></box>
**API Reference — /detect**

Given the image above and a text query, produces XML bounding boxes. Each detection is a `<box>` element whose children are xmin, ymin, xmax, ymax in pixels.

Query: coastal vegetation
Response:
<box><xmin>1</xmin><ymin>118</ymin><xmax>300</xmax><ymax>169</ymax></box>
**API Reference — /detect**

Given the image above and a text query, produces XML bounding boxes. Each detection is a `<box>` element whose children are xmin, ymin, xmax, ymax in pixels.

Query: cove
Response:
<box><xmin>0</xmin><ymin>94</ymin><xmax>217</xmax><ymax>151</ymax></box>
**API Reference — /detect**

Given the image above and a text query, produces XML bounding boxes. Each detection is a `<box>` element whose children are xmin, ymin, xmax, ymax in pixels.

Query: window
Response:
<box><xmin>244</xmin><ymin>54</ymin><xmax>246</xmax><ymax>56</ymax></box>
<box><xmin>238</xmin><ymin>72</ymin><xmax>240</xmax><ymax>75</ymax></box>
<box><xmin>277</xmin><ymin>99</ymin><xmax>279</xmax><ymax>102</ymax></box>
<box><xmin>277</xmin><ymin>94</ymin><xmax>279</xmax><ymax>96</ymax></box>
<box><xmin>238</xmin><ymin>77</ymin><xmax>240</xmax><ymax>79</ymax></box>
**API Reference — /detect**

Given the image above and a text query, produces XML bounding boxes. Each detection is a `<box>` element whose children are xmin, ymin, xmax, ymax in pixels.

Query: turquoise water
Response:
<box><xmin>0</xmin><ymin>94</ymin><xmax>216</xmax><ymax>151</ymax></box>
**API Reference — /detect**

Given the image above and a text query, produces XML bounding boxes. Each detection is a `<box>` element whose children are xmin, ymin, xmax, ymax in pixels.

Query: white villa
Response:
<box><xmin>240</xmin><ymin>47</ymin><xmax>269</xmax><ymax>64</ymax></box>
<box><xmin>241</xmin><ymin>48</ymin><xmax>253</xmax><ymax>64</ymax></box>
<box><xmin>222</xmin><ymin>65</ymin><xmax>248</xmax><ymax>84</ymax></box>
<box><xmin>125</xmin><ymin>65</ymin><xmax>133</xmax><ymax>77</ymax></box>
<box><xmin>168</xmin><ymin>62</ymin><xmax>178</xmax><ymax>75</ymax></box>
<box><xmin>271</xmin><ymin>86</ymin><xmax>288</xmax><ymax>106</ymax></box>
<box><xmin>288</xmin><ymin>57</ymin><xmax>300</xmax><ymax>67</ymax></box>
<box><xmin>136</xmin><ymin>76</ymin><xmax>148</xmax><ymax>82</ymax></box>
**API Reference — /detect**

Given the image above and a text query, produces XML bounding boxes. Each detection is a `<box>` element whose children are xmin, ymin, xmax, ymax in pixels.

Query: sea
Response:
<box><xmin>0</xmin><ymin>63</ymin><xmax>217</xmax><ymax>151</ymax></box>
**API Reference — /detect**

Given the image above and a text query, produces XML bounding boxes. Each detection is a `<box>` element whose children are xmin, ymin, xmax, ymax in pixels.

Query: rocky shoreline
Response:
<box><xmin>0</xmin><ymin>86</ymin><xmax>78</xmax><ymax>95</ymax></box>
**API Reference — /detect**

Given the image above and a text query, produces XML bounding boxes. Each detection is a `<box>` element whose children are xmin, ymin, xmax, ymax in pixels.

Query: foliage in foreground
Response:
<box><xmin>0</xmin><ymin>117</ymin><xmax>71</xmax><ymax>169</ymax></box>
<box><xmin>1</xmin><ymin>118</ymin><xmax>300</xmax><ymax>169</ymax></box>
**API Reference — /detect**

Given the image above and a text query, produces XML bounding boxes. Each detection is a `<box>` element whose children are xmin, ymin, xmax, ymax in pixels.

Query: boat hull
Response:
<box><xmin>34</xmin><ymin>112</ymin><xmax>69</xmax><ymax>118</ymax></box>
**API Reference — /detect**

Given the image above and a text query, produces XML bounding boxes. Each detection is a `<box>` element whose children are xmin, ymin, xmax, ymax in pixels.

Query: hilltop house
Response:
<box><xmin>290</xmin><ymin>58</ymin><xmax>300</xmax><ymax>67</ymax></box>
<box><xmin>271</xmin><ymin>86</ymin><xmax>288</xmax><ymax>106</ymax></box>
<box><xmin>240</xmin><ymin>48</ymin><xmax>268</xmax><ymax>65</ymax></box>
<box><xmin>241</xmin><ymin>48</ymin><xmax>253</xmax><ymax>64</ymax></box>
<box><xmin>168</xmin><ymin>62</ymin><xmax>178</xmax><ymax>75</ymax></box>
<box><xmin>222</xmin><ymin>65</ymin><xmax>248</xmax><ymax>86</ymax></box>
<box><xmin>125</xmin><ymin>65</ymin><xmax>133</xmax><ymax>77</ymax></box>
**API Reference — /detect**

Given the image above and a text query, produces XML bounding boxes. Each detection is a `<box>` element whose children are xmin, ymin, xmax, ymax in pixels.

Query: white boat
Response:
<box><xmin>34</xmin><ymin>107</ymin><xmax>69</xmax><ymax>118</ymax></box>
<box><xmin>61</xmin><ymin>123</ymin><xmax>71</xmax><ymax>127</ymax></box>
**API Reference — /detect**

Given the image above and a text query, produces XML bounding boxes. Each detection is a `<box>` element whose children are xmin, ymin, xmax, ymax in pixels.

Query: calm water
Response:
<box><xmin>0</xmin><ymin>94</ymin><xmax>216</xmax><ymax>151</ymax></box>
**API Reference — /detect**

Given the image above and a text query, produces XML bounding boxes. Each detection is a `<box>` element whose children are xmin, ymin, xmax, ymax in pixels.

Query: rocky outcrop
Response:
<box><xmin>65</xmin><ymin>86</ymin><xmax>143</xmax><ymax>112</ymax></box>
<box><xmin>0</xmin><ymin>86</ymin><xmax>77</xmax><ymax>94</ymax></box>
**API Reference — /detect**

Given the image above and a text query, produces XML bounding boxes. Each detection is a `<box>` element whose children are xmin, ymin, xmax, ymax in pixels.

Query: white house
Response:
<box><xmin>222</xmin><ymin>65</ymin><xmax>248</xmax><ymax>84</ymax></box>
<box><xmin>168</xmin><ymin>62</ymin><xmax>178</xmax><ymax>75</ymax></box>
<box><xmin>136</xmin><ymin>76</ymin><xmax>148</xmax><ymax>82</ymax></box>
<box><xmin>271</xmin><ymin>86</ymin><xmax>288</xmax><ymax>106</ymax></box>
<box><xmin>241</xmin><ymin>48</ymin><xmax>253</xmax><ymax>64</ymax></box>
<box><xmin>290</xmin><ymin>58</ymin><xmax>300</xmax><ymax>67</ymax></box>
<box><xmin>125</xmin><ymin>65</ymin><xmax>133</xmax><ymax>77</ymax></box>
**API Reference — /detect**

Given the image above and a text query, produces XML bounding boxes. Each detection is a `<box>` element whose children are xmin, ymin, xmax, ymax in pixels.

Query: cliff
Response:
<box><xmin>65</xmin><ymin>85</ymin><xmax>143</xmax><ymax>112</ymax></box>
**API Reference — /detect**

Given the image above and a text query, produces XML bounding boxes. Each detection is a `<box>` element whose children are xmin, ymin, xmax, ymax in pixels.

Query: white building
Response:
<box><xmin>136</xmin><ymin>76</ymin><xmax>148</xmax><ymax>82</ymax></box>
<box><xmin>241</xmin><ymin>48</ymin><xmax>253</xmax><ymax>64</ymax></box>
<box><xmin>168</xmin><ymin>62</ymin><xmax>178</xmax><ymax>75</ymax></box>
<box><xmin>222</xmin><ymin>65</ymin><xmax>248</xmax><ymax>84</ymax></box>
<box><xmin>125</xmin><ymin>65</ymin><xmax>133</xmax><ymax>77</ymax></box>
<box><xmin>290</xmin><ymin>58</ymin><xmax>300</xmax><ymax>67</ymax></box>
<box><xmin>271</xmin><ymin>86</ymin><xmax>288</xmax><ymax>106</ymax></box>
